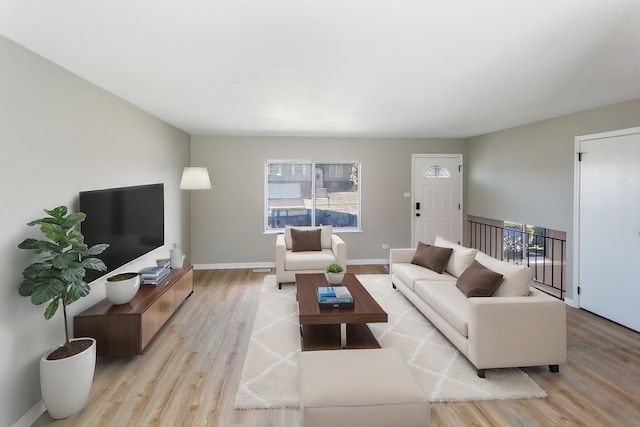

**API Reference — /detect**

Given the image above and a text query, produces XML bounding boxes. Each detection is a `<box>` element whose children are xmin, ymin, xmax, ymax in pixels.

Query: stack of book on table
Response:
<box><xmin>139</xmin><ymin>260</ymin><xmax>170</xmax><ymax>286</ymax></box>
<box><xmin>317</xmin><ymin>286</ymin><xmax>354</xmax><ymax>308</ymax></box>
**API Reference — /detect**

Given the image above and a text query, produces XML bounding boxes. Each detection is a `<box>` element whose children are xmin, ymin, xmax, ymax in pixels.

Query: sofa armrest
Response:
<box><xmin>276</xmin><ymin>234</ymin><xmax>286</xmax><ymax>271</ymax></box>
<box><xmin>331</xmin><ymin>234</ymin><xmax>347</xmax><ymax>268</ymax></box>
<box><xmin>390</xmin><ymin>248</ymin><xmax>416</xmax><ymax>265</ymax></box>
<box><xmin>467</xmin><ymin>289</ymin><xmax>567</xmax><ymax>369</ymax></box>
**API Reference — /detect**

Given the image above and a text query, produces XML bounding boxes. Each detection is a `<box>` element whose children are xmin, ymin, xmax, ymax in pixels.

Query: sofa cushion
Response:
<box><xmin>456</xmin><ymin>260</ymin><xmax>504</xmax><ymax>297</ymax></box>
<box><xmin>286</xmin><ymin>249</ymin><xmax>336</xmax><ymax>270</ymax></box>
<box><xmin>434</xmin><ymin>236</ymin><xmax>478</xmax><ymax>278</ymax></box>
<box><xmin>285</xmin><ymin>225</ymin><xmax>333</xmax><ymax>250</ymax></box>
<box><xmin>414</xmin><ymin>280</ymin><xmax>469</xmax><ymax>337</ymax></box>
<box><xmin>291</xmin><ymin>228</ymin><xmax>322</xmax><ymax>252</ymax></box>
<box><xmin>475</xmin><ymin>251</ymin><xmax>532</xmax><ymax>297</ymax></box>
<box><xmin>411</xmin><ymin>242</ymin><xmax>453</xmax><ymax>274</ymax></box>
<box><xmin>393</xmin><ymin>263</ymin><xmax>456</xmax><ymax>291</ymax></box>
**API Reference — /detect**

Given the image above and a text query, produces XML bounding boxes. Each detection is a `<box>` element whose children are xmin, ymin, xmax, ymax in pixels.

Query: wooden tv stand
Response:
<box><xmin>74</xmin><ymin>265</ymin><xmax>193</xmax><ymax>357</ymax></box>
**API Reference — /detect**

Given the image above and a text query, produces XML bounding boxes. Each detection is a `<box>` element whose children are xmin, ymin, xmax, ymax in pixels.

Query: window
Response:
<box><xmin>292</xmin><ymin>163</ymin><xmax>307</xmax><ymax>175</ymax></box>
<box><xmin>328</xmin><ymin>164</ymin><xmax>341</xmax><ymax>178</ymax></box>
<box><xmin>268</xmin><ymin>164</ymin><xmax>283</xmax><ymax>176</ymax></box>
<box><xmin>265</xmin><ymin>160</ymin><xmax>360</xmax><ymax>231</ymax></box>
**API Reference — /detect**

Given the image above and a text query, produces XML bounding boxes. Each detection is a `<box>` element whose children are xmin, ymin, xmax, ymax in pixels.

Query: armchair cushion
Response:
<box><xmin>291</xmin><ymin>228</ymin><xmax>322</xmax><ymax>252</ymax></box>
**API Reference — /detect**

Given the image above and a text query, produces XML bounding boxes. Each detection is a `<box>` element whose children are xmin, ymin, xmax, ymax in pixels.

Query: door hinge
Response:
<box><xmin>458</xmin><ymin>165</ymin><xmax>462</xmax><ymax>172</ymax></box>
<box><xmin>458</xmin><ymin>203</ymin><xmax>461</xmax><ymax>210</ymax></box>
<box><xmin>577</xmin><ymin>286</ymin><xmax>581</xmax><ymax>295</ymax></box>
<box><xmin>577</xmin><ymin>152</ymin><xmax>583</xmax><ymax>161</ymax></box>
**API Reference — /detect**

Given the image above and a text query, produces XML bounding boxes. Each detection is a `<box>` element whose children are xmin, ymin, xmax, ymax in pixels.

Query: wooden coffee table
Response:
<box><xmin>296</xmin><ymin>273</ymin><xmax>388</xmax><ymax>351</ymax></box>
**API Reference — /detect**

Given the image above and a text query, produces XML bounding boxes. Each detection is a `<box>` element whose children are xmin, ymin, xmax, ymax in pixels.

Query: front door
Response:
<box><xmin>412</xmin><ymin>154</ymin><xmax>463</xmax><ymax>246</ymax></box>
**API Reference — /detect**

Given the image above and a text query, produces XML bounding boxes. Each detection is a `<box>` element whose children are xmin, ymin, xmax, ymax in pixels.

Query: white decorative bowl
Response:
<box><xmin>325</xmin><ymin>272</ymin><xmax>345</xmax><ymax>285</ymax></box>
<box><xmin>105</xmin><ymin>273</ymin><xmax>140</xmax><ymax>305</ymax></box>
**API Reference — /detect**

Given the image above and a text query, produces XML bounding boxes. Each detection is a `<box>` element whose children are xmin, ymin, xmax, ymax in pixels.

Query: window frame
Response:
<box><xmin>264</xmin><ymin>160</ymin><xmax>361</xmax><ymax>233</ymax></box>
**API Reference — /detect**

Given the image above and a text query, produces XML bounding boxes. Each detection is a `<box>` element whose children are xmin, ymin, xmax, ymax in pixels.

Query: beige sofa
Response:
<box><xmin>390</xmin><ymin>236</ymin><xmax>567</xmax><ymax>377</ymax></box>
<box><xmin>276</xmin><ymin>225</ymin><xmax>347</xmax><ymax>289</ymax></box>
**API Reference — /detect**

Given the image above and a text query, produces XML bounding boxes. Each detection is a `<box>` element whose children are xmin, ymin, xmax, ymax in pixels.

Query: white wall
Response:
<box><xmin>467</xmin><ymin>97</ymin><xmax>640</xmax><ymax>300</ymax></box>
<box><xmin>0</xmin><ymin>36</ymin><xmax>191</xmax><ymax>426</ymax></box>
<box><xmin>189</xmin><ymin>135</ymin><xmax>466</xmax><ymax>266</ymax></box>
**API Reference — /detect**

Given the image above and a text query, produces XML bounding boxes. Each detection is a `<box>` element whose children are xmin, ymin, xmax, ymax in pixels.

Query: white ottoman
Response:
<box><xmin>298</xmin><ymin>348</ymin><xmax>430</xmax><ymax>427</ymax></box>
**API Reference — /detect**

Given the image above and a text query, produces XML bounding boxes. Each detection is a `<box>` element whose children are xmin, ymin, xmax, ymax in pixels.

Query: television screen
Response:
<box><xmin>79</xmin><ymin>183</ymin><xmax>164</xmax><ymax>282</ymax></box>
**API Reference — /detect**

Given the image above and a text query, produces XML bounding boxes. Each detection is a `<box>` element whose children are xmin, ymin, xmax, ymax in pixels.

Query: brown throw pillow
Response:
<box><xmin>456</xmin><ymin>260</ymin><xmax>504</xmax><ymax>298</ymax></box>
<box><xmin>291</xmin><ymin>228</ymin><xmax>322</xmax><ymax>252</ymax></box>
<box><xmin>410</xmin><ymin>241</ymin><xmax>453</xmax><ymax>274</ymax></box>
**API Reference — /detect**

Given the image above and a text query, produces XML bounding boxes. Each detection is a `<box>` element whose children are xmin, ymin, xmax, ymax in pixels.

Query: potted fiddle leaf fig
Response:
<box><xmin>18</xmin><ymin>205</ymin><xmax>109</xmax><ymax>419</ymax></box>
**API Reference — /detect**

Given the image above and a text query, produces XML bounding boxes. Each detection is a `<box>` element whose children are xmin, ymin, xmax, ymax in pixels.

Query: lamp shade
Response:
<box><xmin>180</xmin><ymin>167</ymin><xmax>212</xmax><ymax>190</ymax></box>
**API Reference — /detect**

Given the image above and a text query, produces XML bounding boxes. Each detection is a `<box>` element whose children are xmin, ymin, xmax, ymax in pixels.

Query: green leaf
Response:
<box><xmin>61</xmin><ymin>212</ymin><xmax>86</xmax><ymax>230</ymax></box>
<box><xmin>40</xmin><ymin>223</ymin><xmax>66</xmax><ymax>245</ymax></box>
<box><xmin>22</xmin><ymin>263</ymin><xmax>53</xmax><ymax>279</ymax></box>
<box><xmin>70</xmin><ymin>243</ymin><xmax>89</xmax><ymax>255</ymax></box>
<box><xmin>27</xmin><ymin>217</ymin><xmax>60</xmax><ymax>227</ymax></box>
<box><xmin>67</xmin><ymin>281</ymin><xmax>90</xmax><ymax>304</ymax></box>
<box><xmin>61</xmin><ymin>263</ymin><xmax>86</xmax><ymax>283</ymax></box>
<box><xmin>18</xmin><ymin>278</ymin><xmax>35</xmax><ymax>297</ymax></box>
<box><xmin>44</xmin><ymin>206</ymin><xmax>67</xmax><ymax>220</ymax></box>
<box><xmin>82</xmin><ymin>257</ymin><xmax>107</xmax><ymax>271</ymax></box>
<box><xmin>44</xmin><ymin>298</ymin><xmax>60</xmax><ymax>319</ymax></box>
<box><xmin>18</xmin><ymin>238</ymin><xmax>59</xmax><ymax>254</ymax></box>
<box><xmin>52</xmin><ymin>253</ymin><xmax>76</xmax><ymax>269</ymax></box>
<box><xmin>86</xmin><ymin>243</ymin><xmax>110</xmax><ymax>256</ymax></box>
<box><xmin>67</xmin><ymin>230</ymin><xmax>84</xmax><ymax>245</ymax></box>
<box><xmin>30</xmin><ymin>278</ymin><xmax>66</xmax><ymax>305</ymax></box>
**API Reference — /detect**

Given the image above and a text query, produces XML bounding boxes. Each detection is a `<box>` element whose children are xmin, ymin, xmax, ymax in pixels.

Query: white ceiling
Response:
<box><xmin>1</xmin><ymin>0</ymin><xmax>640</xmax><ymax>138</ymax></box>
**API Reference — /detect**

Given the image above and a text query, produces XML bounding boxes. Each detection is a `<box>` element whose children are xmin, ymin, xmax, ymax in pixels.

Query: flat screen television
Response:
<box><xmin>79</xmin><ymin>183</ymin><xmax>164</xmax><ymax>282</ymax></box>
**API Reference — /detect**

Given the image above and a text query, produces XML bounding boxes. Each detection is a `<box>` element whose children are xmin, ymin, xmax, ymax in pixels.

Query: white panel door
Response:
<box><xmin>412</xmin><ymin>155</ymin><xmax>462</xmax><ymax>246</ymax></box>
<box><xmin>578</xmin><ymin>129</ymin><xmax>640</xmax><ymax>332</ymax></box>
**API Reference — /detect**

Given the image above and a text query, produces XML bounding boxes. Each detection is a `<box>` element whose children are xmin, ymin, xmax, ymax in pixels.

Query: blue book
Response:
<box><xmin>317</xmin><ymin>287</ymin><xmax>336</xmax><ymax>298</ymax></box>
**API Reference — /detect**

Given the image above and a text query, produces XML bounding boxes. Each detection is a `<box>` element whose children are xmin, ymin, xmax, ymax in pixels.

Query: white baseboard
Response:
<box><xmin>12</xmin><ymin>400</ymin><xmax>44</xmax><ymax>427</ymax></box>
<box><xmin>193</xmin><ymin>259</ymin><xmax>388</xmax><ymax>270</ymax></box>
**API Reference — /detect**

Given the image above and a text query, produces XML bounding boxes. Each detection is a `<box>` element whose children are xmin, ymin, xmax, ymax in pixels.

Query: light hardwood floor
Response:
<box><xmin>33</xmin><ymin>266</ymin><xmax>640</xmax><ymax>426</ymax></box>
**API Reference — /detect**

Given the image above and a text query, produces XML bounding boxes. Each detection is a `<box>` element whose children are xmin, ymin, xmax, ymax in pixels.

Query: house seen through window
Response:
<box><xmin>265</xmin><ymin>161</ymin><xmax>360</xmax><ymax>231</ymax></box>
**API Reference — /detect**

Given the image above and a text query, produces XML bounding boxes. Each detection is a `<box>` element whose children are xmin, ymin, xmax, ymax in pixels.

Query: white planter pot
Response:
<box><xmin>325</xmin><ymin>272</ymin><xmax>345</xmax><ymax>285</ymax></box>
<box><xmin>40</xmin><ymin>337</ymin><xmax>96</xmax><ymax>419</ymax></box>
<box><xmin>105</xmin><ymin>273</ymin><xmax>140</xmax><ymax>305</ymax></box>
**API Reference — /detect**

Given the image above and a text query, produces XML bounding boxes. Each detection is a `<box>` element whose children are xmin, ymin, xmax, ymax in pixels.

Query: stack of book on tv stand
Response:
<box><xmin>139</xmin><ymin>260</ymin><xmax>170</xmax><ymax>286</ymax></box>
<box><xmin>316</xmin><ymin>286</ymin><xmax>354</xmax><ymax>308</ymax></box>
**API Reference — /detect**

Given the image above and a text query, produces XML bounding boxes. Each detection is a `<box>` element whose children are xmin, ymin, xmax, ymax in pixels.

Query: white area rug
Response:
<box><xmin>234</xmin><ymin>274</ymin><xmax>546</xmax><ymax>409</ymax></box>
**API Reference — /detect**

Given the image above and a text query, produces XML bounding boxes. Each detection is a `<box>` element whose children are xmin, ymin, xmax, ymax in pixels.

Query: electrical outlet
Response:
<box><xmin>382</xmin><ymin>244</ymin><xmax>390</xmax><ymax>249</ymax></box>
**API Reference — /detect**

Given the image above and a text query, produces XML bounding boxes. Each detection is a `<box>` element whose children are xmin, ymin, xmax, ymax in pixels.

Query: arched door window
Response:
<box><xmin>424</xmin><ymin>165</ymin><xmax>451</xmax><ymax>178</ymax></box>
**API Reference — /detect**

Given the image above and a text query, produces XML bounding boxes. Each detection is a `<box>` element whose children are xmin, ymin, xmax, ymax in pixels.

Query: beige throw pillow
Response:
<box><xmin>474</xmin><ymin>251</ymin><xmax>532</xmax><ymax>297</ymax></box>
<box><xmin>434</xmin><ymin>236</ymin><xmax>478</xmax><ymax>278</ymax></box>
<box><xmin>410</xmin><ymin>242</ymin><xmax>453</xmax><ymax>274</ymax></box>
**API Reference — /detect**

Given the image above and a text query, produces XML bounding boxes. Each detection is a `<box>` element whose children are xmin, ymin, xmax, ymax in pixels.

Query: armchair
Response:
<box><xmin>275</xmin><ymin>225</ymin><xmax>347</xmax><ymax>289</ymax></box>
